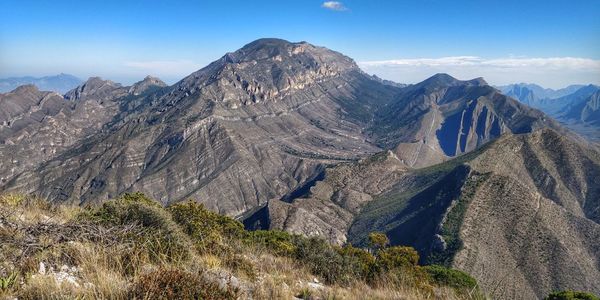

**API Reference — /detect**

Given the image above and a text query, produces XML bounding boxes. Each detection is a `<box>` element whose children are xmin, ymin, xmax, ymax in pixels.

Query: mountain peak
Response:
<box><xmin>421</xmin><ymin>73</ymin><xmax>461</xmax><ymax>86</ymax></box>
<box><xmin>82</xmin><ymin>77</ymin><xmax>120</xmax><ymax>87</ymax></box>
<box><xmin>221</xmin><ymin>38</ymin><xmax>356</xmax><ymax>69</ymax></box>
<box><xmin>240</xmin><ymin>38</ymin><xmax>297</xmax><ymax>51</ymax></box>
<box><xmin>419</xmin><ymin>73</ymin><xmax>488</xmax><ymax>88</ymax></box>
<box><xmin>10</xmin><ymin>84</ymin><xmax>40</xmax><ymax>94</ymax></box>
<box><xmin>178</xmin><ymin>38</ymin><xmax>359</xmax><ymax>105</ymax></box>
<box><xmin>128</xmin><ymin>75</ymin><xmax>167</xmax><ymax>95</ymax></box>
<box><xmin>64</xmin><ymin>77</ymin><xmax>122</xmax><ymax>101</ymax></box>
<box><xmin>468</xmin><ymin>77</ymin><xmax>488</xmax><ymax>86</ymax></box>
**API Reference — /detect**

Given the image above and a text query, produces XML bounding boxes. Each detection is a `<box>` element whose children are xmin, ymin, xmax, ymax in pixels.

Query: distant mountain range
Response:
<box><xmin>1</xmin><ymin>38</ymin><xmax>599</xmax><ymax>298</ymax></box>
<box><xmin>0</xmin><ymin>73</ymin><xmax>82</xmax><ymax>94</ymax></box>
<box><xmin>497</xmin><ymin>83</ymin><xmax>585</xmax><ymax>102</ymax></box>
<box><xmin>498</xmin><ymin>83</ymin><xmax>600</xmax><ymax>141</ymax></box>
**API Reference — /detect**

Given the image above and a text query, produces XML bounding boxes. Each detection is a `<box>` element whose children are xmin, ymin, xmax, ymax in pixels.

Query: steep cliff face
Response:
<box><xmin>252</xmin><ymin>129</ymin><xmax>600</xmax><ymax>299</ymax></box>
<box><xmin>502</xmin><ymin>85</ymin><xmax>537</xmax><ymax>105</ymax></box>
<box><xmin>561</xmin><ymin>90</ymin><xmax>600</xmax><ymax>125</ymax></box>
<box><xmin>370</xmin><ymin>74</ymin><xmax>561</xmax><ymax>167</ymax></box>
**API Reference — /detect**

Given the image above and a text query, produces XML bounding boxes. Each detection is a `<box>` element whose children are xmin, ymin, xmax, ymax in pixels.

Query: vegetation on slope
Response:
<box><xmin>544</xmin><ymin>290</ymin><xmax>600</xmax><ymax>300</ymax></box>
<box><xmin>0</xmin><ymin>192</ymin><xmax>485</xmax><ymax>299</ymax></box>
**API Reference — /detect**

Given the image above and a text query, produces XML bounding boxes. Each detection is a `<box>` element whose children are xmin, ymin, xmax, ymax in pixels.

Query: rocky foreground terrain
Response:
<box><xmin>1</xmin><ymin>38</ymin><xmax>599</xmax><ymax>299</ymax></box>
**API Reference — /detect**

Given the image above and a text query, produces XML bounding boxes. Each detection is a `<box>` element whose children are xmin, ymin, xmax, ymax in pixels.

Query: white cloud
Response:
<box><xmin>359</xmin><ymin>56</ymin><xmax>600</xmax><ymax>88</ymax></box>
<box><xmin>123</xmin><ymin>60</ymin><xmax>202</xmax><ymax>77</ymax></box>
<box><xmin>360</xmin><ymin>56</ymin><xmax>600</xmax><ymax>70</ymax></box>
<box><xmin>322</xmin><ymin>1</ymin><xmax>348</xmax><ymax>11</ymax></box>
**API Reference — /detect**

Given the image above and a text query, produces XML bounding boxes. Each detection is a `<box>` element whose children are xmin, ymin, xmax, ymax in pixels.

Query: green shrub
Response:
<box><xmin>130</xmin><ymin>268</ymin><xmax>238</xmax><ymax>300</ymax></box>
<box><xmin>545</xmin><ymin>290</ymin><xmax>600</xmax><ymax>300</ymax></box>
<box><xmin>247</xmin><ymin>230</ymin><xmax>297</xmax><ymax>256</ymax></box>
<box><xmin>0</xmin><ymin>272</ymin><xmax>17</xmax><ymax>291</ymax></box>
<box><xmin>423</xmin><ymin>265</ymin><xmax>478</xmax><ymax>293</ymax></box>
<box><xmin>293</xmin><ymin>236</ymin><xmax>359</xmax><ymax>285</ymax></box>
<box><xmin>337</xmin><ymin>244</ymin><xmax>378</xmax><ymax>281</ymax></box>
<box><xmin>78</xmin><ymin>193</ymin><xmax>191</xmax><ymax>263</ymax></box>
<box><xmin>167</xmin><ymin>201</ymin><xmax>246</xmax><ymax>255</ymax></box>
<box><xmin>368</xmin><ymin>232</ymin><xmax>389</xmax><ymax>251</ymax></box>
<box><xmin>377</xmin><ymin>246</ymin><xmax>419</xmax><ymax>271</ymax></box>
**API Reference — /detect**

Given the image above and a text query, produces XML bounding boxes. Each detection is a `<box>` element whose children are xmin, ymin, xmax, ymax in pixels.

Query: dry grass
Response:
<box><xmin>0</xmin><ymin>194</ymin><xmax>485</xmax><ymax>299</ymax></box>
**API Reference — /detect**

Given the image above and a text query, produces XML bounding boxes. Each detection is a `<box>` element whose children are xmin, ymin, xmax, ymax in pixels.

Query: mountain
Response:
<box><xmin>247</xmin><ymin>128</ymin><xmax>600</xmax><ymax>299</ymax></box>
<box><xmin>0</xmin><ymin>73</ymin><xmax>83</xmax><ymax>94</ymax></box>
<box><xmin>569</xmin><ymin>90</ymin><xmax>600</xmax><ymax>125</ymax></box>
<box><xmin>2</xmin><ymin>39</ymin><xmax>391</xmax><ymax>214</ymax></box>
<box><xmin>371</xmin><ymin>74</ymin><xmax>562</xmax><ymax>167</ymax></box>
<box><xmin>0</xmin><ymin>76</ymin><xmax>167</xmax><ymax>184</ymax></box>
<box><xmin>556</xmin><ymin>85</ymin><xmax>600</xmax><ymax>117</ymax></box>
<box><xmin>497</xmin><ymin>83</ymin><xmax>585</xmax><ymax>103</ymax></box>
<box><xmin>499</xmin><ymin>83</ymin><xmax>600</xmax><ymax>141</ymax></box>
<box><xmin>0</xmin><ymin>38</ymin><xmax>595</xmax><ymax>298</ymax></box>
<box><xmin>1</xmin><ymin>39</ymin><xmax>560</xmax><ymax>215</ymax></box>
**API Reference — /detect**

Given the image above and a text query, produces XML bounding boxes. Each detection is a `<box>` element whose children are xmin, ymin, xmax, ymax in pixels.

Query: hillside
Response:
<box><xmin>247</xmin><ymin>129</ymin><xmax>600</xmax><ymax>299</ymax></box>
<box><xmin>0</xmin><ymin>193</ymin><xmax>483</xmax><ymax>299</ymax></box>
<box><xmin>0</xmin><ymin>74</ymin><xmax>82</xmax><ymax>94</ymax></box>
<box><xmin>0</xmin><ymin>77</ymin><xmax>167</xmax><ymax>183</ymax></box>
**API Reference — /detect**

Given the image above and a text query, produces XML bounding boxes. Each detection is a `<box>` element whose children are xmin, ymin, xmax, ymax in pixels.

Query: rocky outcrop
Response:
<box><xmin>64</xmin><ymin>77</ymin><xmax>125</xmax><ymax>101</ymax></box>
<box><xmin>128</xmin><ymin>76</ymin><xmax>167</xmax><ymax>96</ymax></box>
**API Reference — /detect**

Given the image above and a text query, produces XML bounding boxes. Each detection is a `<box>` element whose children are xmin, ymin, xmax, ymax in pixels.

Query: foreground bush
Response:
<box><xmin>423</xmin><ymin>265</ymin><xmax>478</xmax><ymax>295</ymax></box>
<box><xmin>545</xmin><ymin>290</ymin><xmax>600</xmax><ymax>300</ymax></box>
<box><xmin>78</xmin><ymin>192</ymin><xmax>192</xmax><ymax>263</ymax></box>
<box><xmin>168</xmin><ymin>201</ymin><xmax>246</xmax><ymax>254</ymax></box>
<box><xmin>131</xmin><ymin>268</ymin><xmax>238</xmax><ymax>300</ymax></box>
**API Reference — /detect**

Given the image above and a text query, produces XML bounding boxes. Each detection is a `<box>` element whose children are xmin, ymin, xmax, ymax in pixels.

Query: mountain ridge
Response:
<box><xmin>1</xmin><ymin>38</ymin><xmax>597</xmax><ymax>299</ymax></box>
<box><xmin>0</xmin><ymin>39</ymin><xmax>568</xmax><ymax>213</ymax></box>
<box><xmin>0</xmin><ymin>73</ymin><xmax>83</xmax><ymax>94</ymax></box>
<box><xmin>247</xmin><ymin>128</ymin><xmax>600</xmax><ymax>299</ymax></box>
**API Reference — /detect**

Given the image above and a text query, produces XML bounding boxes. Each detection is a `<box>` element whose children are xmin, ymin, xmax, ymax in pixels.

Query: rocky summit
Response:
<box><xmin>1</xmin><ymin>38</ymin><xmax>599</xmax><ymax>299</ymax></box>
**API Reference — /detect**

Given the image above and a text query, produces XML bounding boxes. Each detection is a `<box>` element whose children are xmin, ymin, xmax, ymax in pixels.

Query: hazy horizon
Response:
<box><xmin>1</xmin><ymin>66</ymin><xmax>596</xmax><ymax>91</ymax></box>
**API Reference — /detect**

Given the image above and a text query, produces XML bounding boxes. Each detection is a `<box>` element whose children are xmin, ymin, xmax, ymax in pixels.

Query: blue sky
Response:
<box><xmin>1</xmin><ymin>0</ymin><xmax>599</xmax><ymax>88</ymax></box>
